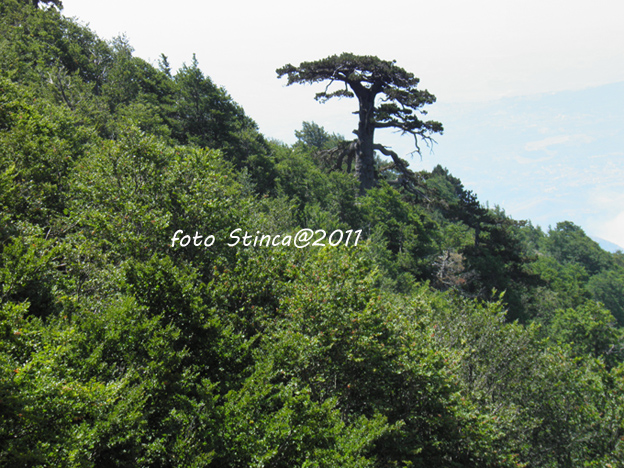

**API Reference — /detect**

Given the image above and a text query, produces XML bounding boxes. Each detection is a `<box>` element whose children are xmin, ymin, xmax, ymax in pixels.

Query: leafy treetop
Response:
<box><xmin>25</xmin><ymin>0</ymin><xmax>62</xmax><ymax>9</ymax></box>
<box><xmin>277</xmin><ymin>53</ymin><xmax>443</xmax><ymax>194</ymax></box>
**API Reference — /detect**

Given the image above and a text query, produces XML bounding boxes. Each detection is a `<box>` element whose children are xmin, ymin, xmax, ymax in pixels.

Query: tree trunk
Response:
<box><xmin>354</xmin><ymin>91</ymin><xmax>376</xmax><ymax>194</ymax></box>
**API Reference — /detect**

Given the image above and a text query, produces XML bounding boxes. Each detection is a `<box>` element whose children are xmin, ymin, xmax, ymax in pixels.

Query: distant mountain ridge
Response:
<box><xmin>592</xmin><ymin>236</ymin><xmax>624</xmax><ymax>253</ymax></box>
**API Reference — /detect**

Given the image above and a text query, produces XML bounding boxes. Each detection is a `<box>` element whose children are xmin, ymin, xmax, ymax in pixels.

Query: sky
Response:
<box><xmin>61</xmin><ymin>0</ymin><xmax>624</xmax><ymax>249</ymax></box>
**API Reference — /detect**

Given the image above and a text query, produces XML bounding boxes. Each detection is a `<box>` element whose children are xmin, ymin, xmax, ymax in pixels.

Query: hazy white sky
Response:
<box><xmin>61</xmin><ymin>0</ymin><xmax>624</xmax><ymax>247</ymax></box>
<box><xmin>61</xmin><ymin>0</ymin><xmax>623</xmax><ymax>136</ymax></box>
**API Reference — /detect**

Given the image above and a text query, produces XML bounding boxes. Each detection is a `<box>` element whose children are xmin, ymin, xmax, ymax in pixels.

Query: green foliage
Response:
<box><xmin>171</xmin><ymin>55</ymin><xmax>276</xmax><ymax>192</ymax></box>
<box><xmin>271</xmin><ymin>141</ymin><xmax>361</xmax><ymax>230</ymax></box>
<box><xmin>66</xmin><ymin>127</ymin><xmax>249</xmax><ymax>268</ymax></box>
<box><xmin>532</xmin><ymin>255</ymin><xmax>591</xmax><ymax>310</ymax></box>
<box><xmin>550</xmin><ymin>301</ymin><xmax>623</xmax><ymax>364</ymax></box>
<box><xmin>527</xmin><ymin>221</ymin><xmax>624</xmax><ymax>324</ymax></box>
<box><xmin>359</xmin><ymin>183</ymin><xmax>438</xmax><ymax>289</ymax></box>
<box><xmin>218</xmin><ymin>358</ymin><xmax>388</xmax><ymax>467</ymax></box>
<box><xmin>1</xmin><ymin>1</ymin><xmax>623</xmax><ymax>465</ymax></box>
<box><xmin>0</xmin><ymin>77</ymin><xmax>88</xmax><ymax>224</ymax></box>
<box><xmin>429</xmin><ymin>292</ymin><xmax>624</xmax><ymax>466</ymax></box>
<box><xmin>173</xmin><ymin>54</ymin><xmax>244</xmax><ymax>149</ymax></box>
<box><xmin>586</xmin><ymin>268</ymin><xmax>624</xmax><ymax>325</ymax></box>
<box><xmin>0</xmin><ymin>234</ymin><xmax>58</xmax><ymax>318</ymax></box>
<box><xmin>294</xmin><ymin>121</ymin><xmax>344</xmax><ymax>151</ymax></box>
<box><xmin>545</xmin><ymin>221</ymin><xmax>612</xmax><ymax>275</ymax></box>
<box><xmin>0</xmin><ymin>0</ymin><xmax>110</xmax><ymax>89</ymax></box>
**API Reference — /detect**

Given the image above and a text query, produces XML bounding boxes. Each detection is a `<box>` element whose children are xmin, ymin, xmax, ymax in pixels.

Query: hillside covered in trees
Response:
<box><xmin>1</xmin><ymin>1</ymin><xmax>624</xmax><ymax>466</ymax></box>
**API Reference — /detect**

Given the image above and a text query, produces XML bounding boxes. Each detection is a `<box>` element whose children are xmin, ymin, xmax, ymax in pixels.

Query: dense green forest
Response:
<box><xmin>1</xmin><ymin>1</ymin><xmax>624</xmax><ymax>466</ymax></box>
